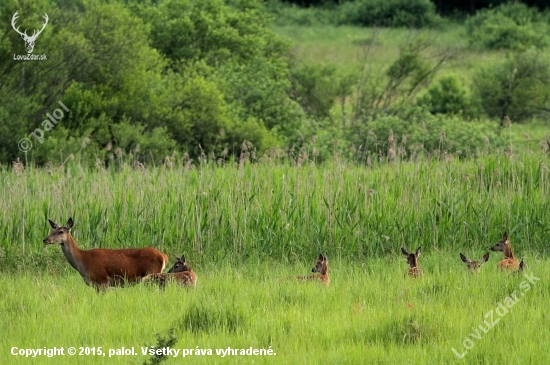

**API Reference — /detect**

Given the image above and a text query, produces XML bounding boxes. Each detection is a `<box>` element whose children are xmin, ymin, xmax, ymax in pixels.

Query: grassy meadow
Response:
<box><xmin>273</xmin><ymin>24</ymin><xmax>503</xmax><ymax>81</ymax></box>
<box><xmin>2</xmin><ymin>145</ymin><xmax>550</xmax><ymax>364</ymax></box>
<box><xmin>3</xmin><ymin>1</ymin><xmax>550</xmax><ymax>363</ymax></box>
<box><xmin>2</xmin><ymin>258</ymin><xmax>549</xmax><ymax>364</ymax></box>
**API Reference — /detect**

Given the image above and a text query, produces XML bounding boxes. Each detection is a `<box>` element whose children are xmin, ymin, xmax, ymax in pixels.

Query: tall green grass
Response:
<box><xmin>2</xmin><ymin>148</ymin><xmax>550</xmax><ymax>364</ymax></box>
<box><xmin>1</xmin><ymin>146</ymin><xmax>549</xmax><ymax>273</ymax></box>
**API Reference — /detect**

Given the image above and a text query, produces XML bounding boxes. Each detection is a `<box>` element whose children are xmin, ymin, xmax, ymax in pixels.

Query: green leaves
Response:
<box><xmin>1</xmin><ymin>0</ymin><xmax>298</xmax><ymax>165</ymax></box>
<box><xmin>466</xmin><ymin>2</ymin><xmax>550</xmax><ymax>51</ymax></box>
<box><xmin>472</xmin><ymin>50</ymin><xmax>550</xmax><ymax>123</ymax></box>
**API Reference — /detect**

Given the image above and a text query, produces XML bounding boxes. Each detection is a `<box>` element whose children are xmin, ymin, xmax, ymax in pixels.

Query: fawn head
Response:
<box><xmin>312</xmin><ymin>254</ymin><xmax>327</xmax><ymax>274</ymax></box>
<box><xmin>167</xmin><ymin>255</ymin><xmax>191</xmax><ymax>273</ymax></box>
<box><xmin>401</xmin><ymin>247</ymin><xmax>421</xmax><ymax>268</ymax></box>
<box><xmin>460</xmin><ymin>252</ymin><xmax>490</xmax><ymax>272</ymax></box>
<box><xmin>43</xmin><ymin>218</ymin><xmax>73</xmax><ymax>244</ymax></box>
<box><xmin>490</xmin><ymin>232</ymin><xmax>510</xmax><ymax>252</ymax></box>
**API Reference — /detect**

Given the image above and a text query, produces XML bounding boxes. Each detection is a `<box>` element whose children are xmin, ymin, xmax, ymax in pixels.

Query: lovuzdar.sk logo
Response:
<box><xmin>12</xmin><ymin>11</ymin><xmax>48</xmax><ymax>61</ymax></box>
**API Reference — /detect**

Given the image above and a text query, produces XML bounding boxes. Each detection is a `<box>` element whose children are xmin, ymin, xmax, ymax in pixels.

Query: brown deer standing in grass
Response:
<box><xmin>296</xmin><ymin>254</ymin><xmax>330</xmax><ymax>286</ymax></box>
<box><xmin>401</xmin><ymin>247</ymin><xmax>422</xmax><ymax>277</ymax></box>
<box><xmin>490</xmin><ymin>232</ymin><xmax>521</xmax><ymax>271</ymax></box>
<box><xmin>460</xmin><ymin>252</ymin><xmax>490</xmax><ymax>273</ymax></box>
<box><xmin>43</xmin><ymin>218</ymin><xmax>168</xmax><ymax>291</ymax></box>
<box><xmin>142</xmin><ymin>255</ymin><xmax>197</xmax><ymax>289</ymax></box>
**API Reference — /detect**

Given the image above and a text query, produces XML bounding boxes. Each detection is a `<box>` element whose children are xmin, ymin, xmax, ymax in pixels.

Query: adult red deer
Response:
<box><xmin>43</xmin><ymin>218</ymin><xmax>168</xmax><ymax>291</ymax></box>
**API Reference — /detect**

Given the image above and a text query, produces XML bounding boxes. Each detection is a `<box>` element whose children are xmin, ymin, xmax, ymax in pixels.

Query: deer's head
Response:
<box><xmin>43</xmin><ymin>218</ymin><xmax>73</xmax><ymax>245</ymax></box>
<box><xmin>167</xmin><ymin>255</ymin><xmax>192</xmax><ymax>273</ymax></box>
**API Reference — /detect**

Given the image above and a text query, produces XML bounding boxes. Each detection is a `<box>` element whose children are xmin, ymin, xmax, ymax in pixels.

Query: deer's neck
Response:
<box><xmin>321</xmin><ymin>263</ymin><xmax>328</xmax><ymax>276</ymax></box>
<box><xmin>503</xmin><ymin>244</ymin><xmax>515</xmax><ymax>259</ymax></box>
<box><xmin>61</xmin><ymin>234</ymin><xmax>86</xmax><ymax>276</ymax></box>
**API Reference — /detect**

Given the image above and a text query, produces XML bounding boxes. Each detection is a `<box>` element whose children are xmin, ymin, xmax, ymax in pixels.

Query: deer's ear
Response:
<box><xmin>502</xmin><ymin>232</ymin><xmax>508</xmax><ymax>240</ymax></box>
<box><xmin>482</xmin><ymin>252</ymin><xmax>490</xmax><ymax>262</ymax></box>
<box><xmin>48</xmin><ymin>219</ymin><xmax>59</xmax><ymax>229</ymax></box>
<box><xmin>460</xmin><ymin>253</ymin><xmax>469</xmax><ymax>263</ymax></box>
<box><xmin>401</xmin><ymin>248</ymin><xmax>409</xmax><ymax>256</ymax></box>
<box><xmin>415</xmin><ymin>247</ymin><xmax>422</xmax><ymax>256</ymax></box>
<box><xmin>318</xmin><ymin>253</ymin><xmax>324</xmax><ymax>260</ymax></box>
<box><xmin>66</xmin><ymin>218</ymin><xmax>74</xmax><ymax>230</ymax></box>
<box><xmin>181</xmin><ymin>255</ymin><xmax>186</xmax><ymax>263</ymax></box>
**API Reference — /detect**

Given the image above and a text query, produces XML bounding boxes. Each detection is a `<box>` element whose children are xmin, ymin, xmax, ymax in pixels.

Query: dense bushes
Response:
<box><xmin>345</xmin><ymin>109</ymin><xmax>506</xmax><ymax>159</ymax></box>
<box><xmin>2</xmin><ymin>0</ymin><xmax>549</xmax><ymax>167</ymax></box>
<box><xmin>465</xmin><ymin>2</ymin><xmax>550</xmax><ymax>50</ymax></box>
<box><xmin>472</xmin><ymin>50</ymin><xmax>550</xmax><ymax>123</ymax></box>
<box><xmin>340</xmin><ymin>0</ymin><xmax>440</xmax><ymax>28</ymax></box>
<box><xmin>268</xmin><ymin>0</ymin><xmax>442</xmax><ymax>27</ymax></box>
<box><xmin>0</xmin><ymin>0</ymin><xmax>303</xmax><ymax>164</ymax></box>
<box><xmin>417</xmin><ymin>76</ymin><xmax>472</xmax><ymax>117</ymax></box>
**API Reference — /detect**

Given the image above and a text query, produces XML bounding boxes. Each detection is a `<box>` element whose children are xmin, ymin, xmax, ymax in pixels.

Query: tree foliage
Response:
<box><xmin>465</xmin><ymin>2</ymin><xmax>550</xmax><ymax>50</ymax></box>
<box><xmin>472</xmin><ymin>50</ymin><xmax>550</xmax><ymax>124</ymax></box>
<box><xmin>0</xmin><ymin>0</ymin><xmax>300</xmax><ymax>164</ymax></box>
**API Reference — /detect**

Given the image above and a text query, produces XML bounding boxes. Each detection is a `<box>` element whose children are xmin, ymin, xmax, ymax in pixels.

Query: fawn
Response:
<box><xmin>143</xmin><ymin>255</ymin><xmax>197</xmax><ymax>288</ymax></box>
<box><xmin>460</xmin><ymin>252</ymin><xmax>490</xmax><ymax>273</ymax></box>
<box><xmin>490</xmin><ymin>232</ymin><xmax>520</xmax><ymax>271</ymax></box>
<box><xmin>401</xmin><ymin>247</ymin><xmax>422</xmax><ymax>277</ymax></box>
<box><xmin>296</xmin><ymin>254</ymin><xmax>330</xmax><ymax>286</ymax></box>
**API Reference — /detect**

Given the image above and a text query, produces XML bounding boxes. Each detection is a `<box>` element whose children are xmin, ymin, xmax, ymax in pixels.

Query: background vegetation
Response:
<box><xmin>2</xmin><ymin>0</ymin><xmax>550</xmax><ymax>167</ymax></box>
<box><xmin>2</xmin><ymin>142</ymin><xmax>549</xmax><ymax>270</ymax></box>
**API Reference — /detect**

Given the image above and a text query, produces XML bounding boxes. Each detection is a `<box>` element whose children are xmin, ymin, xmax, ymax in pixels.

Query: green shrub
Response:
<box><xmin>345</xmin><ymin>108</ymin><xmax>506</xmax><ymax>159</ymax></box>
<box><xmin>266</xmin><ymin>1</ymin><xmax>337</xmax><ymax>26</ymax></box>
<box><xmin>471</xmin><ymin>49</ymin><xmax>550</xmax><ymax>123</ymax></box>
<box><xmin>289</xmin><ymin>63</ymin><xmax>339</xmax><ymax>121</ymax></box>
<box><xmin>339</xmin><ymin>0</ymin><xmax>440</xmax><ymax>28</ymax></box>
<box><xmin>465</xmin><ymin>2</ymin><xmax>550</xmax><ymax>50</ymax></box>
<box><xmin>417</xmin><ymin>76</ymin><xmax>471</xmax><ymax>117</ymax></box>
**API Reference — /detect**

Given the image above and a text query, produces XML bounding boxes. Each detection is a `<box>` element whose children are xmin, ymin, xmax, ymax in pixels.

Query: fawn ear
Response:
<box><xmin>318</xmin><ymin>253</ymin><xmax>324</xmax><ymax>260</ymax></box>
<box><xmin>66</xmin><ymin>217</ymin><xmax>74</xmax><ymax>230</ymax></box>
<box><xmin>482</xmin><ymin>252</ymin><xmax>490</xmax><ymax>262</ymax></box>
<box><xmin>48</xmin><ymin>219</ymin><xmax>59</xmax><ymax>229</ymax></box>
<box><xmin>181</xmin><ymin>255</ymin><xmax>186</xmax><ymax>263</ymax></box>
<box><xmin>401</xmin><ymin>248</ymin><xmax>409</xmax><ymax>256</ymax></box>
<box><xmin>323</xmin><ymin>255</ymin><xmax>327</xmax><ymax>261</ymax></box>
<box><xmin>415</xmin><ymin>247</ymin><xmax>422</xmax><ymax>256</ymax></box>
<box><xmin>502</xmin><ymin>232</ymin><xmax>508</xmax><ymax>240</ymax></box>
<box><xmin>460</xmin><ymin>253</ymin><xmax>469</xmax><ymax>263</ymax></box>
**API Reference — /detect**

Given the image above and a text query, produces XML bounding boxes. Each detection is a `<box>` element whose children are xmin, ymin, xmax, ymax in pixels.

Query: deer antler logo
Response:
<box><xmin>11</xmin><ymin>11</ymin><xmax>49</xmax><ymax>54</ymax></box>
